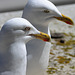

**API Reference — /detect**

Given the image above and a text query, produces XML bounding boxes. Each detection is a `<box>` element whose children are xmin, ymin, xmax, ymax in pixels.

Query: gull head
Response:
<box><xmin>22</xmin><ymin>0</ymin><xmax>74</xmax><ymax>26</ymax></box>
<box><xmin>1</xmin><ymin>18</ymin><xmax>50</xmax><ymax>43</ymax></box>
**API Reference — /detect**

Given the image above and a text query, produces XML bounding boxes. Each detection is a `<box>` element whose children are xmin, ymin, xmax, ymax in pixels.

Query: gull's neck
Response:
<box><xmin>9</xmin><ymin>41</ymin><xmax>27</xmax><ymax>75</ymax></box>
<box><xmin>32</xmin><ymin>23</ymin><xmax>49</xmax><ymax>34</ymax></box>
<box><xmin>0</xmin><ymin>37</ymin><xmax>27</xmax><ymax>75</ymax></box>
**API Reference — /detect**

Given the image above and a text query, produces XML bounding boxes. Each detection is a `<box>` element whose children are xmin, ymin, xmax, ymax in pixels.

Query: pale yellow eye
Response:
<box><xmin>25</xmin><ymin>27</ymin><xmax>30</xmax><ymax>31</ymax></box>
<box><xmin>44</xmin><ymin>10</ymin><xmax>49</xmax><ymax>13</ymax></box>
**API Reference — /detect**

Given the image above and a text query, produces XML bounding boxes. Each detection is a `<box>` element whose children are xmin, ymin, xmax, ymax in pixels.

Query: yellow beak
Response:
<box><xmin>54</xmin><ymin>14</ymin><xmax>74</xmax><ymax>25</ymax></box>
<box><xmin>29</xmin><ymin>31</ymin><xmax>51</xmax><ymax>42</ymax></box>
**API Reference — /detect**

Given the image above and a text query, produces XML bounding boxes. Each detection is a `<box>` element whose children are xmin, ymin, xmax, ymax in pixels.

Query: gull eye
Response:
<box><xmin>24</xmin><ymin>27</ymin><xmax>30</xmax><ymax>31</ymax></box>
<box><xmin>44</xmin><ymin>10</ymin><xmax>49</xmax><ymax>13</ymax></box>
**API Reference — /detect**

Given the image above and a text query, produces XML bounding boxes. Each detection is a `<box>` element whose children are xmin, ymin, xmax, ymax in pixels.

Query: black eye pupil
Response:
<box><xmin>44</xmin><ymin>10</ymin><xmax>49</xmax><ymax>13</ymax></box>
<box><xmin>25</xmin><ymin>27</ymin><xmax>30</xmax><ymax>31</ymax></box>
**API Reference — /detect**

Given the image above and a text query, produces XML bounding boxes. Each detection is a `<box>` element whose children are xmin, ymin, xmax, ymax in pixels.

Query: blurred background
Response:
<box><xmin>0</xmin><ymin>0</ymin><xmax>75</xmax><ymax>12</ymax></box>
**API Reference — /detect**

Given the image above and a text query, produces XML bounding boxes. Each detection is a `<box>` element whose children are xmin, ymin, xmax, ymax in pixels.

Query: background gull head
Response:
<box><xmin>22</xmin><ymin>0</ymin><xmax>74</xmax><ymax>26</ymax></box>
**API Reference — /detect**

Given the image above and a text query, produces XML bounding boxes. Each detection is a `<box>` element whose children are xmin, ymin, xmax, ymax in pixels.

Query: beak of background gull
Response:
<box><xmin>29</xmin><ymin>31</ymin><xmax>51</xmax><ymax>42</ymax></box>
<box><xmin>54</xmin><ymin>14</ymin><xmax>74</xmax><ymax>25</ymax></box>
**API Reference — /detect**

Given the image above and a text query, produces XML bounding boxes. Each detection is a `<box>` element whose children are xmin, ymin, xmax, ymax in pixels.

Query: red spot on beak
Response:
<box><xmin>44</xmin><ymin>39</ymin><xmax>49</xmax><ymax>42</ymax></box>
<box><xmin>66</xmin><ymin>21</ymin><xmax>72</xmax><ymax>25</ymax></box>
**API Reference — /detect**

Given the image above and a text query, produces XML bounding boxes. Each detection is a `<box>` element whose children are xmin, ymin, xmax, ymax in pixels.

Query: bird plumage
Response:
<box><xmin>0</xmin><ymin>18</ymin><xmax>50</xmax><ymax>75</ymax></box>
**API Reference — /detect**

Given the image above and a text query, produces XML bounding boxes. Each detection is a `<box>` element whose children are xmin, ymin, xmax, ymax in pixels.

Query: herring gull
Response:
<box><xmin>22</xmin><ymin>0</ymin><xmax>74</xmax><ymax>75</ymax></box>
<box><xmin>0</xmin><ymin>18</ymin><xmax>50</xmax><ymax>75</ymax></box>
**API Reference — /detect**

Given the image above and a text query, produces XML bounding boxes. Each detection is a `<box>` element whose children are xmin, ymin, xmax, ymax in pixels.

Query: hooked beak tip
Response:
<box><xmin>54</xmin><ymin>14</ymin><xmax>74</xmax><ymax>25</ymax></box>
<box><xmin>29</xmin><ymin>31</ymin><xmax>51</xmax><ymax>42</ymax></box>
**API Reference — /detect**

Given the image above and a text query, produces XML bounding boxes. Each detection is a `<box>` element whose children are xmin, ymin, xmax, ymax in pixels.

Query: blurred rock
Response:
<box><xmin>51</xmin><ymin>33</ymin><xmax>64</xmax><ymax>39</ymax></box>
